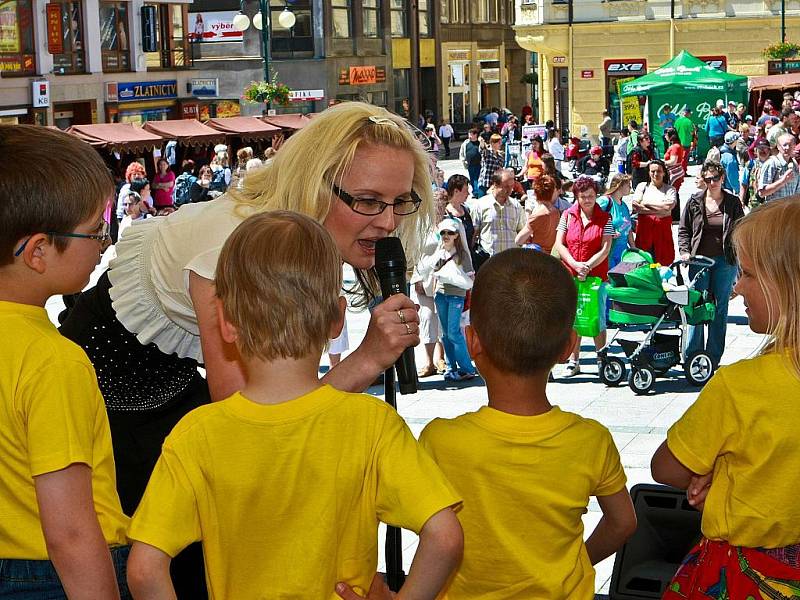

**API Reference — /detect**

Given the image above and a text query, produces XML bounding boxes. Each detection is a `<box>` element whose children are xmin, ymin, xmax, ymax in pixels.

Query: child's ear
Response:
<box><xmin>558</xmin><ymin>329</ymin><xmax>578</xmax><ymax>363</ymax></box>
<box><xmin>19</xmin><ymin>234</ymin><xmax>51</xmax><ymax>275</ymax></box>
<box><xmin>329</xmin><ymin>296</ymin><xmax>347</xmax><ymax>340</ymax></box>
<box><xmin>465</xmin><ymin>325</ymin><xmax>482</xmax><ymax>358</ymax></box>
<box><xmin>215</xmin><ymin>299</ymin><xmax>238</xmax><ymax>344</ymax></box>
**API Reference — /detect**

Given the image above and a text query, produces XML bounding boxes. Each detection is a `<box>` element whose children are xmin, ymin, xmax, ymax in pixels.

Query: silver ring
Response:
<box><xmin>404</xmin><ymin>323</ymin><xmax>413</xmax><ymax>335</ymax></box>
<box><xmin>398</xmin><ymin>309</ymin><xmax>407</xmax><ymax>324</ymax></box>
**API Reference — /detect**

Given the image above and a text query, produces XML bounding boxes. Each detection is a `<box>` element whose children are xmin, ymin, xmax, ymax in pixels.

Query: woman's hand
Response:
<box><xmin>335</xmin><ymin>575</ymin><xmax>395</xmax><ymax>600</ymax></box>
<box><xmin>687</xmin><ymin>472</ymin><xmax>713</xmax><ymax>511</ymax></box>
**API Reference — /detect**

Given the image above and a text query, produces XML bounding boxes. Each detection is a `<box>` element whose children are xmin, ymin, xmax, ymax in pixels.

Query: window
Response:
<box><xmin>390</xmin><ymin>0</ymin><xmax>405</xmax><ymax>37</ymax></box>
<box><xmin>488</xmin><ymin>0</ymin><xmax>499</xmax><ymax>22</ymax></box>
<box><xmin>363</xmin><ymin>0</ymin><xmax>379</xmax><ymax>37</ymax></box>
<box><xmin>418</xmin><ymin>0</ymin><xmax>430</xmax><ymax>36</ymax></box>
<box><xmin>51</xmin><ymin>1</ymin><xmax>85</xmax><ymax>74</ymax></box>
<box><xmin>144</xmin><ymin>4</ymin><xmax>188</xmax><ymax>68</ymax></box>
<box><xmin>271</xmin><ymin>0</ymin><xmax>313</xmax><ymax>57</ymax></box>
<box><xmin>99</xmin><ymin>1</ymin><xmax>130</xmax><ymax>72</ymax></box>
<box><xmin>331</xmin><ymin>0</ymin><xmax>350</xmax><ymax>37</ymax></box>
<box><xmin>0</xmin><ymin>0</ymin><xmax>36</xmax><ymax>76</ymax></box>
<box><xmin>469</xmin><ymin>0</ymin><xmax>487</xmax><ymax>22</ymax></box>
<box><xmin>393</xmin><ymin>68</ymin><xmax>409</xmax><ymax>114</ymax></box>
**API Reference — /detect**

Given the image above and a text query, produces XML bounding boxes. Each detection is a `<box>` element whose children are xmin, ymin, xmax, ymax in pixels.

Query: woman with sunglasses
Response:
<box><xmin>59</xmin><ymin>102</ymin><xmax>434</xmax><ymax>597</ymax></box>
<box><xmin>678</xmin><ymin>160</ymin><xmax>745</xmax><ymax>367</ymax></box>
<box><xmin>632</xmin><ymin>159</ymin><xmax>676</xmax><ymax>267</ymax></box>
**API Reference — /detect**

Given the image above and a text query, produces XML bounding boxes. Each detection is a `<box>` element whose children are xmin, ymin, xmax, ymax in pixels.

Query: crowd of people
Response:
<box><xmin>1</xmin><ymin>97</ymin><xmax>800</xmax><ymax>600</ymax></box>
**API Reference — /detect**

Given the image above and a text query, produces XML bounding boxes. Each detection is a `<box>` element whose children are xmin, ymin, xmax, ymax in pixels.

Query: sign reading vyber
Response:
<box><xmin>118</xmin><ymin>80</ymin><xmax>178</xmax><ymax>102</ymax></box>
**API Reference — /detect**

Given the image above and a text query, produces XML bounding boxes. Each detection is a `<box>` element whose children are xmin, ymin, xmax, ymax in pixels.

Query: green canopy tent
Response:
<box><xmin>620</xmin><ymin>50</ymin><xmax>748</xmax><ymax>158</ymax></box>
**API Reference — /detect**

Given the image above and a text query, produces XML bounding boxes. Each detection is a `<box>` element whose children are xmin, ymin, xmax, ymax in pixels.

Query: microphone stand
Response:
<box><xmin>383</xmin><ymin>367</ymin><xmax>406</xmax><ymax>592</ymax></box>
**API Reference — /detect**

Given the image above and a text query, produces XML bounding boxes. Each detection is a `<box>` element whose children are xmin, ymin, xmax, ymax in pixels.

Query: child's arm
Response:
<box><xmin>651</xmin><ymin>440</ymin><xmax>698</xmax><ymax>490</ymax></box>
<box><xmin>335</xmin><ymin>507</ymin><xmax>462</xmax><ymax>600</ymax></box>
<box><xmin>127</xmin><ymin>542</ymin><xmax>176</xmax><ymax>600</ymax></box>
<box><xmin>584</xmin><ymin>488</ymin><xmax>637</xmax><ymax>565</ymax></box>
<box><xmin>34</xmin><ymin>464</ymin><xmax>121</xmax><ymax>600</ymax></box>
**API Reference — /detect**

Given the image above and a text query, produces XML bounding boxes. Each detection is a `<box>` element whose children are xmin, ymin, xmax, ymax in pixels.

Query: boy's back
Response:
<box><xmin>420</xmin><ymin>406</ymin><xmax>626</xmax><ymax>599</ymax></box>
<box><xmin>0</xmin><ymin>301</ymin><xmax>128</xmax><ymax>558</ymax></box>
<box><xmin>129</xmin><ymin>384</ymin><xmax>460</xmax><ymax>599</ymax></box>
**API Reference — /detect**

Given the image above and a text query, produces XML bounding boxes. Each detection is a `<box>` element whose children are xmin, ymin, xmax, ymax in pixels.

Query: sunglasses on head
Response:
<box><xmin>703</xmin><ymin>175</ymin><xmax>722</xmax><ymax>183</ymax></box>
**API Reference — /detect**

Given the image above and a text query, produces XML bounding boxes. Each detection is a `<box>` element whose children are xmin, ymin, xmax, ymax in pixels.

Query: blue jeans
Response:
<box><xmin>0</xmin><ymin>545</ymin><xmax>131</xmax><ymax>599</ymax></box>
<box><xmin>434</xmin><ymin>293</ymin><xmax>476</xmax><ymax>375</ymax></box>
<box><xmin>686</xmin><ymin>256</ymin><xmax>738</xmax><ymax>366</ymax></box>
<box><xmin>467</xmin><ymin>164</ymin><xmax>481</xmax><ymax>197</ymax></box>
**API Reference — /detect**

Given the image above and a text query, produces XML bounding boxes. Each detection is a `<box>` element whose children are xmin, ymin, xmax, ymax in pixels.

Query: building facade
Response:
<box><xmin>515</xmin><ymin>0</ymin><xmax>800</xmax><ymax>137</ymax></box>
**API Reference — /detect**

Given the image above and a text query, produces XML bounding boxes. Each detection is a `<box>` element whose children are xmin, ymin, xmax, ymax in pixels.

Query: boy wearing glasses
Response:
<box><xmin>127</xmin><ymin>212</ymin><xmax>463</xmax><ymax>599</ymax></box>
<box><xmin>0</xmin><ymin>124</ymin><xmax>129</xmax><ymax>597</ymax></box>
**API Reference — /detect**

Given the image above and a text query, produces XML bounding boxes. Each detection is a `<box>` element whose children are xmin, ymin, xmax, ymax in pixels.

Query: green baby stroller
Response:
<box><xmin>598</xmin><ymin>249</ymin><xmax>717</xmax><ymax>395</ymax></box>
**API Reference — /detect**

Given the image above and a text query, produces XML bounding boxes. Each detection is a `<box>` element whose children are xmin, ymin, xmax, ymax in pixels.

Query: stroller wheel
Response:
<box><xmin>629</xmin><ymin>366</ymin><xmax>656</xmax><ymax>395</ymax></box>
<box><xmin>684</xmin><ymin>351</ymin><xmax>715</xmax><ymax>386</ymax></box>
<box><xmin>600</xmin><ymin>357</ymin><xmax>626</xmax><ymax>387</ymax></box>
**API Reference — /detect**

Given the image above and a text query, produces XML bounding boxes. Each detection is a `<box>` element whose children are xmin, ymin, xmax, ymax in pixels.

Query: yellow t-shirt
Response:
<box><xmin>419</xmin><ymin>405</ymin><xmax>626</xmax><ymax>600</ymax></box>
<box><xmin>0</xmin><ymin>301</ymin><xmax>128</xmax><ymax>559</ymax></box>
<box><xmin>128</xmin><ymin>385</ymin><xmax>461</xmax><ymax>599</ymax></box>
<box><xmin>667</xmin><ymin>353</ymin><xmax>800</xmax><ymax>548</ymax></box>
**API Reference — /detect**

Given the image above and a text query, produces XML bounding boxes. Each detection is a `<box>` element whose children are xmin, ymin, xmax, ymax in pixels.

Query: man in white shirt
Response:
<box><xmin>548</xmin><ymin>129</ymin><xmax>565</xmax><ymax>172</ymax></box>
<box><xmin>758</xmin><ymin>133</ymin><xmax>800</xmax><ymax>202</ymax></box>
<box><xmin>471</xmin><ymin>168</ymin><xmax>525</xmax><ymax>269</ymax></box>
<box><xmin>438</xmin><ymin>120</ymin><xmax>454</xmax><ymax>157</ymax></box>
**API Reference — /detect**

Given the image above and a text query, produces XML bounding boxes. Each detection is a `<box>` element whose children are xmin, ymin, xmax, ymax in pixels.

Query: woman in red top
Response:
<box><xmin>554</xmin><ymin>176</ymin><xmax>614</xmax><ymax>377</ymax></box>
<box><xmin>633</xmin><ymin>159</ymin><xmax>677</xmax><ymax>266</ymax></box>
<box><xmin>151</xmin><ymin>158</ymin><xmax>176</xmax><ymax>212</ymax></box>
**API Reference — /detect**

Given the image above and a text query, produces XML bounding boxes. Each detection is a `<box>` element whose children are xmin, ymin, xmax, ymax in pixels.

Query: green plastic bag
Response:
<box><xmin>574</xmin><ymin>276</ymin><xmax>606</xmax><ymax>337</ymax></box>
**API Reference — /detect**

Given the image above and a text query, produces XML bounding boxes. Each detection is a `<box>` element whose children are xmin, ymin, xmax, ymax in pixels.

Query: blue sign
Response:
<box><xmin>117</xmin><ymin>80</ymin><xmax>178</xmax><ymax>102</ymax></box>
<box><xmin>190</xmin><ymin>78</ymin><xmax>219</xmax><ymax>98</ymax></box>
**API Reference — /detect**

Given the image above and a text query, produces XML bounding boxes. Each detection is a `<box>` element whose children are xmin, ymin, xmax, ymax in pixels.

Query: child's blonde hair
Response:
<box><xmin>215</xmin><ymin>211</ymin><xmax>342</xmax><ymax>361</ymax></box>
<box><xmin>229</xmin><ymin>101</ymin><xmax>434</xmax><ymax>307</ymax></box>
<box><xmin>732</xmin><ymin>199</ymin><xmax>800</xmax><ymax>379</ymax></box>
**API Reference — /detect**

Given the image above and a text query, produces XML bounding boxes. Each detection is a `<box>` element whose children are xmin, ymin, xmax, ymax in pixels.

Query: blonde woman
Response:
<box><xmin>59</xmin><ymin>102</ymin><xmax>435</xmax><ymax>595</ymax></box>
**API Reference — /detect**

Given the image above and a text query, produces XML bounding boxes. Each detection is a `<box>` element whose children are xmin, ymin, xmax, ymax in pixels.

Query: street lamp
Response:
<box><xmin>233</xmin><ymin>0</ymin><xmax>296</xmax><ymax>108</ymax></box>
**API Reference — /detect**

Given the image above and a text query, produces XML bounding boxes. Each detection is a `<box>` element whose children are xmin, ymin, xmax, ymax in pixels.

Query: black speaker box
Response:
<box><xmin>609</xmin><ymin>483</ymin><xmax>702</xmax><ymax>599</ymax></box>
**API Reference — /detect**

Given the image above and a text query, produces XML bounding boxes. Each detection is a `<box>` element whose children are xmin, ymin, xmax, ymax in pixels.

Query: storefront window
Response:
<box><xmin>393</xmin><ymin>68</ymin><xmax>409</xmax><ymax>114</ymax></box>
<box><xmin>419</xmin><ymin>0</ymin><xmax>430</xmax><ymax>36</ymax></box>
<box><xmin>331</xmin><ymin>0</ymin><xmax>350</xmax><ymax>37</ymax></box>
<box><xmin>469</xmin><ymin>0</ymin><xmax>487</xmax><ymax>22</ymax></box>
<box><xmin>99</xmin><ymin>1</ymin><xmax>130</xmax><ymax>72</ymax></box>
<box><xmin>51</xmin><ymin>1</ymin><xmax>85</xmax><ymax>74</ymax></box>
<box><xmin>144</xmin><ymin>4</ymin><xmax>188</xmax><ymax>69</ymax></box>
<box><xmin>271</xmin><ymin>0</ymin><xmax>313</xmax><ymax>57</ymax></box>
<box><xmin>390</xmin><ymin>0</ymin><xmax>405</xmax><ymax>37</ymax></box>
<box><xmin>0</xmin><ymin>0</ymin><xmax>36</xmax><ymax>76</ymax></box>
<box><xmin>363</xmin><ymin>0</ymin><xmax>379</xmax><ymax>38</ymax></box>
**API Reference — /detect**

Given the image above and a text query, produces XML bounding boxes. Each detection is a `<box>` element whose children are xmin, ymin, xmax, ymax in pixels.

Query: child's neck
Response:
<box><xmin>0</xmin><ymin>271</ymin><xmax>51</xmax><ymax>307</ymax></box>
<box><xmin>482</xmin><ymin>365</ymin><xmax>553</xmax><ymax>416</ymax></box>
<box><xmin>240</xmin><ymin>353</ymin><xmax>325</xmax><ymax>406</ymax></box>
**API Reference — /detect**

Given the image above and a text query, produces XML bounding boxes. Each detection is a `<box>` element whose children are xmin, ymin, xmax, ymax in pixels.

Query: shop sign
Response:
<box><xmin>106</xmin><ymin>82</ymin><xmax>118</xmax><ymax>102</ymax></box>
<box><xmin>616</xmin><ymin>77</ymin><xmax>642</xmax><ymax>127</ymax></box>
<box><xmin>188</xmin><ymin>11</ymin><xmax>243</xmax><ymax>43</ymax></box>
<box><xmin>31</xmin><ymin>80</ymin><xmax>50</xmax><ymax>108</ymax></box>
<box><xmin>117</xmin><ymin>80</ymin><xmax>178</xmax><ymax>102</ymax></box>
<box><xmin>46</xmin><ymin>4</ymin><xmax>63</xmax><ymax>54</ymax></box>
<box><xmin>477</xmin><ymin>49</ymin><xmax>499</xmax><ymax>62</ymax></box>
<box><xmin>604</xmin><ymin>59</ymin><xmax>646</xmax><ymax>74</ymax></box>
<box><xmin>0</xmin><ymin>55</ymin><xmax>34</xmax><ymax>72</ymax></box>
<box><xmin>189</xmin><ymin>78</ymin><xmax>218</xmax><ymax>97</ymax></box>
<box><xmin>552</xmin><ymin>56</ymin><xmax>566</xmax><ymax>64</ymax></box>
<box><xmin>448</xmin><ymin>49</ymin><xmax>470</xmax><ymax>62</ymax></box>
<box><xmin>581</xmin><ymin>70</ymin><xmax>594</xmax><ymax>79</ymax></box>
<box><xmin>0</xmin><ymin>1</ymin><xmax>20</xmax><ymax>53</ymax></box>
<box><xmin>698</xmin><ymin>55</ymin><xmax>727</xmax><ymax>71</ymax></box>
<box><xmin>289</xmin><ymin>89</ymin><xmax>324</xmax><ymax>102</ymax></box>
<box><xmin>182</xmin><ymin>104</ymin><xmax>198</xmax><ymax>119</ymax></box>
<box><xmin>338</xmin><ymin>66</ymin><xmax>386</xmax><ymax>85</ymax></box>
<box><xmin>768</xmin><ymin>60</ymin><xmax>800</xmax><ymax>74</ymax></box>
<box><xmin>480</xmin><ymin>67</ymin><xmax>500</xmax><ymax>83</ymax></box>
<box><xmin>521</xmin><ymin>124</ymin><xmax>547</xmax><ymax>141</ymax></box>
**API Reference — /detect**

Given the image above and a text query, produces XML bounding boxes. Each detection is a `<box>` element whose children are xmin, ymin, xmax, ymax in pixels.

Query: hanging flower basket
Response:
<box><xmin>243</xmin><ymin>75</ymin><xmax>292</xmax><ymax>106</ymax></box>
<box><xmin>520</xmin><ymin>72</ymin><xmax>537</xmax><ymax>85</ymax></box>
<box><xmin>763</xmin><ymin>42</ymin><xmax>800</xmax><ymax>60</ymax></box>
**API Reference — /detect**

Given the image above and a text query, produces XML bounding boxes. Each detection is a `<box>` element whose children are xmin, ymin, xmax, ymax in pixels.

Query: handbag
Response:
<box><xmin>435</xmin><ymin>257</ymin><xmax>474</xmax><ymax>290</ymax></box>
<box><xmin>667</xmin><ymin>162</ymin><xmax>685</xmax><ymax>185</ymax></box>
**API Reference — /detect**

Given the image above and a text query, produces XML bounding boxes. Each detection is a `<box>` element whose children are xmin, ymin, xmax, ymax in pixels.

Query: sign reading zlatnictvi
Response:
<box><xmin>117</xmin><ymin>80</ymin><xmax>178</xmax><ymax>102</ymax></box>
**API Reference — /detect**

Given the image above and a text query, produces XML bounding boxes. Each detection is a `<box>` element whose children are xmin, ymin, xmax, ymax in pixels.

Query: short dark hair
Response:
<box><xmin>446</xmin><ymin>174</ymin><xmax>469</xmax><ymax>197</ymax></box>
<box><xmin>701</xmin><ymin>160</ymin><xmax>725</xmax><ymax>179</ymax></box>
<box><xmin>469</xmin><ymin>127</ymin><xmax>479</xmax><ymax>135</ymax></box>
<box><xmin>471</xmin><ymin>249</ymin><xmax>576</xmax><ymax>374</ymax></box>
<box><xmin>0</xmin><ymin>124</ymin><xmax>113</xmax><ymax>264</ymax></box>
<box><xmin>129</xmin><ymin>178</ymin><xmax>150</xmax><ymax>194</ymax></box>
<box><xmin>490</xmin><ymin>169</ymin><xmax>506</xmax><ymax>187</ymax></box>
<box><xmin>573</xmin><ymin>176</ymin><xmax>598</xmax><ymax>195</ymax></box>
<box><xmin>782</xmin><ymin>108</ymin><xmax>795</xmax><ymax>119</ymax></box>
<box><xmin>181</xmin><ymin>159</ymin><xmax>195</xmax><ymax>174</ymax></box>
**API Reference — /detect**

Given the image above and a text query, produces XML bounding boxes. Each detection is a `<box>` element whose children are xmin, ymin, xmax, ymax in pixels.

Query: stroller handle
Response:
<box><xmin>671</xmin><ymin>255</ymin><xmax>715</xmax><ymax>287</ymax></box>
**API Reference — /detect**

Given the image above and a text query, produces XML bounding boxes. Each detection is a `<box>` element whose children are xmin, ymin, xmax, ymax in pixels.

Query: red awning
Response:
<box><xmin>749</xmin><ymin>73</ymin><xmax>800</xmax><ymax>91</ymax></box>
<box><xmin>142</xmin><ymin>119</ymin><xmax>226</xmax><ymax>146</ymax></box>
<box><xmin>262</xmin><ymin>113</ymin><xmax>311</xmax><ymax>131</ymax></box>
<box><xmin>67</xmin><ymin>123</ymin><xmax>164</xmax><ymax>153</ymax></box>
<box><xmin>206</xmin><ymin>117</ymin><xmax>281</xmax><ymax>141</ymax></box>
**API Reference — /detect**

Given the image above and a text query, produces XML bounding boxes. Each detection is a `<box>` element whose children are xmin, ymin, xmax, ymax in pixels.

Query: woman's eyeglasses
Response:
<box><xmin>703</xmin><ymin>175</ymin><xmax>722</xmax><ymax>183</ymax></box>
<box><xmin>332</xmin><ymin>183</ymin><xmax>422</xmax><ymax>216</ymax></box>
<box><xmin>14</xmin><ymin>221</ymin><xmax>111</xmax><ymax>257</ymax></box>
<box><xmin>439</xmin><ymin>231</ymin><xmax>457</xmax><ymax>237</ymax></box>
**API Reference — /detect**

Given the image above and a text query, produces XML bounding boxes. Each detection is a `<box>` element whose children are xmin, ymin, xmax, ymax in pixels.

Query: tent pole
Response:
<box><xmin>669</xmin><ymin>0</ymin><xmax>675</xmax><ymax>58</ymax></box>
<box><xmin>782</xmin><ymin>0</ymin><xmax>787</xmax><ymax>74</ymax></box>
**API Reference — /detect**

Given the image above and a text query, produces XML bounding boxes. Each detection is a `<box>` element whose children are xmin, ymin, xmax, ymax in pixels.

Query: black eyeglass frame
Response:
<box><xmin>331</xmin><ymin>183</ymin><xmax>422</xmax><ymax>216</ymax></box>
<box><xmin>14</xmin><ymin>222</ymin><xmax>111</xmax><ymax>257</ymax></box>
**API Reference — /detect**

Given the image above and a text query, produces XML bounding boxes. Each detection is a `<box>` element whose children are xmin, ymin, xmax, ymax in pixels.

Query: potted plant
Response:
<box><xmin>242</xmin><ymin>74</ymin><xmax>292</xmax><ymax>106</ymax></box>
<box><xmin>520</xmin><ymin>72</ymin><xmax>537</xmax><ymax>85</ymax></box>
<box><xmin>763</xmin><ymin>42</ymin><xmax>800</xmax><ymax>60</ymax></box>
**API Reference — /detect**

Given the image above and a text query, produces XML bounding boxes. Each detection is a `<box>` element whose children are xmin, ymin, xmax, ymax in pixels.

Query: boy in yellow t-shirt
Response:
<box><xmin>0</xmin><ymin>125</ymin><xmax>130</xmax><ymax>597</ymax></box>
<box><xmin>419</xmin><ymin>249</ymin><xmax>637</xmax><ymax>599</ymax></box>
<box><xmin>127</xmin><ymin>211</ymin><xmax>463</xmax><ymax>599</ymax></box>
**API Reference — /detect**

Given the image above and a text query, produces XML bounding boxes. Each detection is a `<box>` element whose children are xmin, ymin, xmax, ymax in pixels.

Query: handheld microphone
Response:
<box><xmin>375</xmin><ymin>237</ymin><xmax>418</xmax><ymax>395</ymax></box>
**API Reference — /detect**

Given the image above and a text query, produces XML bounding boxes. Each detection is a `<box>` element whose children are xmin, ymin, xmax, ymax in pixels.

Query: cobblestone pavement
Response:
<box><xmin>45</xmin><ymin>160</ymin><xmax>761</xmax><ymax>595</ymax></box>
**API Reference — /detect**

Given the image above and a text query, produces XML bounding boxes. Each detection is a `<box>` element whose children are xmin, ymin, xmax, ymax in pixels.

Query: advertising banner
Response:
<box><xmin>188</xmin><ymin>11</ymin><xmax>243</xmax><ymax>43</ymax></box>
<box><xmin>46</xmin><ymin>3</ymin><xmax>63</xmax><ymax>54</ymax></box>
<box><xmin>0</xmin><ymin>1</ymin><xmax>20</xmax><ymax>53</ymax></box>
<box><xmin>616</xmin><ymin>77</ymin><xmax>641</xmax><ymax>129</ymax></box>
